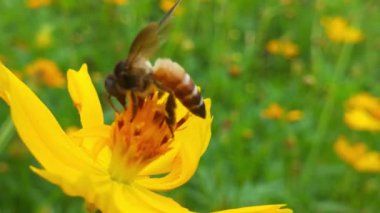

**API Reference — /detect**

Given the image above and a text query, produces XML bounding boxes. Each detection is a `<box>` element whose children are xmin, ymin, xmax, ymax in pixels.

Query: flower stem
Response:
<box><xmin>0</xmin><ymin>116</ymin><xmax>15</xmax><ymax>153</ymax></box>
<box><xmin>302</xmin><ymin>42</ymin><xmax>353</xmax><ymax>185</ymax></box>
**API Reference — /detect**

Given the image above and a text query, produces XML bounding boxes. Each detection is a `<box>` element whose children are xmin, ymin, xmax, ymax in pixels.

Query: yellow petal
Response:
<box><xmin>344</xmin><ymin>109</ymin><xmax>380</xmax><ymax>131</ymax></box>
<box><xmin>138</xmin><ymin>97</ymin><xmax>195</xmax><ymax>176</ymax></box>
<box><xmin>354</xmin><ymin>152</ymin><xmax>380</xmax><ymax>172</ymax></box>
<box><xmin>346</xmin><ymin>93</ymin><xmax>380</xmax><ymax>113</ymax></box>
<box><xmin>213</xmin><ymin>204</ymin><xmax>292</xmax><ymax>213</ymax></box>
<box><xmin>334</xmin><ymin>136</ymin><xmax>367</xmax><ymax>165</ymax></box>
<box><xmin>139</xmin><ymin>97</ymin><xmax>209</xmax><ymax>176</ymax></box>
<box><xmin>33</xmin><ymin>167</ymin><xmax>191</xmax><ymax>213</ymax></box>
<box><xmin>0</xmin><ymin>63</ymin><xmax>98</xmax><ymax>176</ymax></box>
<box><xmin>0</xmin><ymin>63</ymin><xmax>10</xmax><ymax>104</ymax></box>
<box><xmin>137</xmin><ymin>99</ymin><xmax>212</xmax><ymax>191</ymax></box>
<box><xmin>67</xmin><ymin>64</ymin><xmax>104</xmax><ymax>128</ymax></box>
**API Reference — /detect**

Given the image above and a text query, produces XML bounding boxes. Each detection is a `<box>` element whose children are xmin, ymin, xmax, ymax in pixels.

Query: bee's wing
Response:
<box><xmin>126</xmin><ymin>0</ymin><xmax>182</xmax><ymax>63</ymax></box>
<box><xmin>126</xmin><ymin>22</ymin><xmax>161</xmax><ymax>64</ymax></box>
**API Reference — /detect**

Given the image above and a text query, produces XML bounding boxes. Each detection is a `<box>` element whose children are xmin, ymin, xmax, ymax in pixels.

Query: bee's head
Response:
<box><xmin>113</xmin><ymin>61</ymin><xmax>140</xmax><ymax>90</ymax></box>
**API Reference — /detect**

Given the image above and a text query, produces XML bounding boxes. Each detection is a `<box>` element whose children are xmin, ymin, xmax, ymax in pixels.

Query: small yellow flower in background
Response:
<box><xmin>104</xmin><ymin>0</ymin><xmax>127</xmax><ymax>5</ymax></box>
<box><xmin>281</xmin><ymin>41</ymin><xmax>299</xmax><ymax>58</ymax></box>
<box><xmin>266</xmin><ymin>39</ymin><xmax>299</xmax><ymax>59</ymax></box>
<box><xmin>181</xmin><ymin>38</ymin><xmax>195</xmax><ymax>52</ymax></box>
<box><xmin>0</xmin><ymin>62</ymin><xmax>292</xmax><ymax>213</ymax></box>
<box><xmin>321</xmin><ymin>16</ymin><xmax>363</xmax><ymax>43</ymax></box>
<box><xmin>35</xmin><ymin>25</ymin><xmax>53</xmax><ymax>48</ymax></box>
<box><xmin>228</xmin><ymin>64</ymin><xmax>242</xmax><ymax>78</ymax></box>
<box><xmin>263</xmin><ymin>103</ymin><xmax>284</xmax><ymax>119</ymax></box>
<box><xmin>27</xmin><ymin>0</ymin><xmax>51</xmax><ymax>9</ymax></box>
<box><xmin>344</xmin><ymin>93</ymin><xmax>380</xmax><ymax>131</ymax></box>
<box><xmin>26</xmin><ymin>59</ymin><xmax>65</xmax><ymax>88</ymax></box>
<box><xmin>286</xmin><ymin>110</ymin><xmax>303</xmax><ymax>122</ymax></box>
<box><xmin>266</xmin><ymin>40</ymin><xmax>282</xmax><ymax>55</ymax></box>
<box><xmin>263</xmin><ymin>103</ymin><xmax>303</xmax><ymax>122</ymax></box>
<box><xmin>160</xmin><ymin>0</ymin><xmax>184</xmax><ymax>15</ymax></box>
<box><xmin>334</xmin><ymin>137</ymin><xmax>380</xmax><ymax>172</ymax></box>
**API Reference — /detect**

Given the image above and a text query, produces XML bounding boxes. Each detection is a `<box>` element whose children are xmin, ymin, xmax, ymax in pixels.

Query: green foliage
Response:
<box><xmin>1</xmin><ymin>0</ymin><xmax>380</xmax><ymax>212</ymax></box>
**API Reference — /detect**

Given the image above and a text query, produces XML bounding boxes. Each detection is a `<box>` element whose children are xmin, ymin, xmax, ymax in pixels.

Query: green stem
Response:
<box><xmin>0</xmin><ymin>116</ymin><xmax>15</xmax><ymax>153</ymax></box>
<box><xmin>302</xmin><ymin>43</ymin><xmax>353</xmax><ymax>185</ymax></box>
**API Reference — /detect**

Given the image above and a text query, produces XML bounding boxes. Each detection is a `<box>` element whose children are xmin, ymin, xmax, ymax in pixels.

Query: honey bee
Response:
<box><xmin>105</xmin><ymin>0</ymin><xmax>206</xmax><ymax>126</ymax></box>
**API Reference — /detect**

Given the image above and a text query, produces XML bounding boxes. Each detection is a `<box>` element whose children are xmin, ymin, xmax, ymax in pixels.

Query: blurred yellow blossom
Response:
<box><xmin>344</xmin><ymin>93</ymin><xmax>380</xmax><ymax>131</ymax></box>
<box><xmin>35</xmin><ymin>25</ymin><xmax>53</xmax><ymax>48</ymax></box>
<box><xmin>334</xmin><ymin>137</ymin><xmax>380</xmax><ymax>172</ymax></box>
<box><xmin>104</xmin><ymin>0</ymin><xmax>127</xmax><ymax>5</ymax></box>
<box><xmin>263</xmin><ymin>103</ymin><xmax>303</xmax><ymax>122</ymax></box>
<box><xmin>263</xmin><ymin>103</ymin><xmax>284</xmax><ymax>119</ymax></box>
<box><xmin>266</xmin><ymin>39</ymin><xmax>299</xmax><ymax>59</ymax></box>
<box><xmin>228</xmin><ymin>64</ymin><xmax>242</xmax><ymax>78</ymax></box>
<box><xmin>27</xmin><ymin>0</ymin><xmax>51</xmax><ymax>9</ymax></box>
<box><xmin>26</xmin><ymin>59</ymin><xmax>65</xmax><ymax>88</ymax></box>
<box><xmin>160</xmin><ymin>0</ymin><xmax>184</xmax><ymax>15</ymax></box>
<box><xmin>181</xmin><ymin>38</ymin><xmax>195</xmax><ymax>51</ymax></box>
<box><xmin>321</xmin><ymin>17</ymin><xmax>363</xmax><ymax>43</ymax></box>
<box><xmin>286</xmin><ymin>110</ymin><xmax>303</xmax><ymax>122</ymax></box>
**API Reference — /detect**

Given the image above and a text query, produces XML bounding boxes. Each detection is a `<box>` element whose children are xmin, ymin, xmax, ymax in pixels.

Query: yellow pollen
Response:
<box><xmin>108</xmin><ymin>94</ymin><xmax>178</xmax><ymax>183</ymax></box>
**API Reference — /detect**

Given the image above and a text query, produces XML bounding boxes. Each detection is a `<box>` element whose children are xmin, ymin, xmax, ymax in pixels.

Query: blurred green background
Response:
<box><xmin>1</xmin><ymin>0</ymin><xmax>380</xmax><ymax>212</ymax></box>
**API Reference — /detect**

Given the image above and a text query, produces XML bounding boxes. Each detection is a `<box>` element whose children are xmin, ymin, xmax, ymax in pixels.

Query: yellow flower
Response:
<box><xmin>104</xmin><ymin>0</ymin><xmax>127</xmax><ymax>5</ymax></box>
<box><xmin>281</xmin><ymin>41</ymin><xmax>299</xmax><ymax>59</ymax></box>
<box><xmin>26</xmin><ymin>59</ymin><xmax>65</xmax><ymax>88</ymax></box>
<box><xmin>0</xmin><ymin>62</ymin><xmax>292</xmax><ymax>213</ymax></box>
<box><xmin>266</xmin><ymin>39</ymin><xmax>299</xmax><ymax>59</ymax></box>
<box><xmin>334</xmin><ymin>137</ymin><xmax>380</xmax><ymax>172</ymax></box>
<box><xmin>160</xmin><ymin>0</ymin><xmax>184</xmax><ymax>15</ymax></box>
<box><xmin>286</xmin><ymin>110</ymin><xmax>303</xmax><ymax>122</ymax></box>
<box><xmin>27</xmin><ymin>0</ymin><xmax>51</xmax><ymax>9</ymax></box>
<box><xmin>321</xmin><ymin>17</ymin><xmax>363</xmax><ymax>43</ymax></box>
<box><xmin>228</xmin><ymin>64</ymin><xmax>242</xmax><ymax>78</ymax></box>
<box><xmin>35</xmin><ymin>25</ymin><xmax>53</xmax><ymax>48</ymax></box>
<box><xmin>263</xmin><ymin>103</ymin><xmax>284</xmax><ymax>119</ymax></box>
<box><xmin>262</xmin><ymin>103</ymin><xmax>303</xmax><ymax>122</ymax></box>
<box><xmin>344</xmin><ymin>93</ymin><xmax>380</xmax><ymax>131</ymax></box>
<box><xmin>266</xmin><ymin>40</ymin><xmax>281</xmax><ymax>55</ymax></box>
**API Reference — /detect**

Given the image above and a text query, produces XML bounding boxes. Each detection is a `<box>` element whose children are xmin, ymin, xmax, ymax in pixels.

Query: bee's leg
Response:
<box><xmin>129</xmin><ymin>91</ymin><xmax>139</xmax><ymax>122</ymax></box>
<box><xmin>106</xmin><ymin>94</ymin><xmax>118</xmax><ymax>112</ymax></box>
<box><xmin>157</xmin><ymin>90</ymin><xmax>165</xmax><ymax>99</ymax></box>
<box><xmin>165</xmin><ymin>92</ymin><xmax>176</xmax><ymax>135</ymax></box>
<box><xmin>152</xmin><ymin>79</ymin><xmax>176</xmax><ymax>135</ymax></box>
<box><xmin>105</xmin><ymin>74</ymin><xmax>126</xmax><ymax>109</ymax></box>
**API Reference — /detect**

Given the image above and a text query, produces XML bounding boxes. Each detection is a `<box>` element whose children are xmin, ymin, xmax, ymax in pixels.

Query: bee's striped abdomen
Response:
<box><xmin>153</xmin><ymin>59</ymin><xmax>206</xmax><ymax>118</ymax></box>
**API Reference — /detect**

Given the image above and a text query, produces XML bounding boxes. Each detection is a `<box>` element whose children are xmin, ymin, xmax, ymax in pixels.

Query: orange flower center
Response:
<box><xmin>108</xmin><ymin>94</ymin><xmax>187</xmax><ymax>183</ymax></box>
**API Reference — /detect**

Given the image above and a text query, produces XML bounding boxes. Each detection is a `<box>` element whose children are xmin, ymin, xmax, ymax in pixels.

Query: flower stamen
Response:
<box><xmin>108</xmin><ymin>93</ymin><xmax>180</xmax><ymax>183</ymax></box>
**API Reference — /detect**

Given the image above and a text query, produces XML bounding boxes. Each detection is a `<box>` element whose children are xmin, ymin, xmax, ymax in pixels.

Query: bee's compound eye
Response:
<box><xmin>105</xmin><ymin>74</ymin><xmax>119</xmax><ymax>96</ymax></box>
<box><xmin>114</xmin><ymin>61</ymin><xmax>126</xmax><ymax>77</ymax></box>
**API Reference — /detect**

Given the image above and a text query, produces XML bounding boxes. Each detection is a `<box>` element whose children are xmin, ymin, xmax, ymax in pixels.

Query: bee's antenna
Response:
<box><xmin>158</xmin><ymin>0</ymin><xmax>182</xmax><ymax>30</ymax></box>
